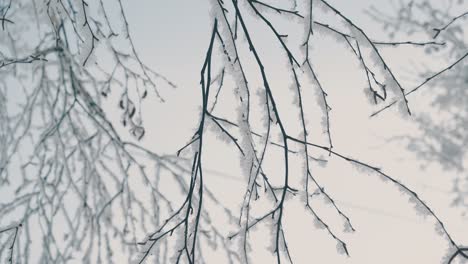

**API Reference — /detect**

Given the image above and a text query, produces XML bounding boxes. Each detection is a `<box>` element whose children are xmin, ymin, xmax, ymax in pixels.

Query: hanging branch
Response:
<box><xmin>1</xmin><ymin>0</ymin><xmax>466</xmax><ymax>263</ymax></box>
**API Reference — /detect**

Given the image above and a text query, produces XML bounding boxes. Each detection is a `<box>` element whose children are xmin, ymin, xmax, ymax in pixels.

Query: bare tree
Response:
<box><xmin>0</xmin><ymin>0</ymin><xmax>467</xmax><ymax>263</ymax></box>
<box><xmin>368</xmin><ymin>0</ymin><xmax>468</xmax><ymax>214</ymax></box>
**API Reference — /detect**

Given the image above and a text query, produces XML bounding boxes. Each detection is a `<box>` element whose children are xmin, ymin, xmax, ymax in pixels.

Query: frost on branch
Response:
<box><xmin>0</xmin><ymin>0</ymin><xmax>466</xmax><ymax>263</ymax></box>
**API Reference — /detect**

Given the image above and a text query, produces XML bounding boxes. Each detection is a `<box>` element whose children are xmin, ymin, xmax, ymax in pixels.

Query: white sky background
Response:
<box><xmin>101</xmin><ymin>0</ymin><xmax>468</xmax><ymax>263</ymax></box>
<box><xmin>1</xmin><ymin>0</ymin><xmax>467</xmax><ymax>263</ymax></box>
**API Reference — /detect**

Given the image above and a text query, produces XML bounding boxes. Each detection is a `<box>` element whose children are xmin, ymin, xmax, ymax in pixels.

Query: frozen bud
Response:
<box><xmin>336</xmin><ymin>241</ymin><xmax>348</xmax><ymax>256</ymax></box>
<box><xmin>132</xmin><ymin>126</ymin><xmax>145</xmax><ymax>140</ymax></box>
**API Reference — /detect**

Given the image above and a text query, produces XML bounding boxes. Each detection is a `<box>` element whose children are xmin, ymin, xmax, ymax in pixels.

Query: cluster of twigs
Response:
<box><xmin>368</xmin><ymin>0</ymin><xmax>468</xmax><ymax>216</ymax></box>
<box><xmin>0</xmin><ymin>0</ymin><xmax>466</xmax><ymax>263</ymax></box>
